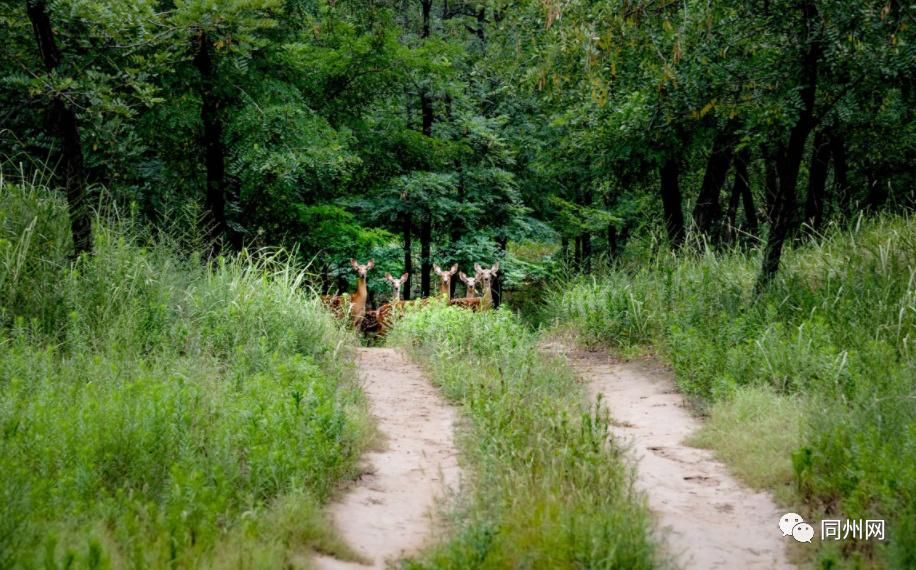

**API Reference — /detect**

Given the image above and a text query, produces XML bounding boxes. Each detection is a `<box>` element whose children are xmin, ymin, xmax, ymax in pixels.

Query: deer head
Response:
<box><xmin>459</xmin><ymin>271</ymin><xmax>478</xmax><ymax>298</ymax></box>
<box><xmin>384</xmin><ymin>272</ymin><xmax>409</xmax><ymax>300</ymax></box>
<box><xmin>434</xmin><ymin>263</ymin><xmax>458</xmax><ymax>286</ymax></box>
<box><xmin>350</xmin><ymin>258</ymin><xmax>375</xmax><ymax>279</ymax></box>
<box><xmin>474</xmin><ymin>262</ymin><xmax>499</xmax><ymax>285</ymax></box>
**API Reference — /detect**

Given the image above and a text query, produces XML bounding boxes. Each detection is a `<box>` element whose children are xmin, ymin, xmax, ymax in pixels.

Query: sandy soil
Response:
<box><xmin>313</xmin><ymin>347</ymin><xmax>460</xmax><ymax>570</ymax></box>
<box><xmin>557</xmin><ymin>346</ymin><xmax>794</xmax><ymax>570</ymax></box>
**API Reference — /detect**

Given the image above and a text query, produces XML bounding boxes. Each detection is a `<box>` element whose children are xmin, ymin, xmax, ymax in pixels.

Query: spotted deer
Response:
<box><xmin>374</xmin><ymin>272</ymin><xmax>410</xmax><ymax>334</ymax></box>
<box><xmin>320</xmin><ymin>259</ymin><xmax>374</xmax><ymax>327</ymax></box>
<box><xmin>450</xmin><ymin>270</ymin><xmax>482</xmax><ymax>310</ymax></box>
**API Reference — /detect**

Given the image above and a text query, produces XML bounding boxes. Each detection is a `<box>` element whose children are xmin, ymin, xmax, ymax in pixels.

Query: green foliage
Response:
<box><xmin>388</xmin><ymin>304</ymin><xmax>657</xmax><ymax>569</ymax></box>
<box><xmin>545</xmin><ymin>215</ymin><xmax>916</xmax><ymax>567</ymax></box>
<box><xmin>0</xmin><ymin>178</ymin><xmax>369</xmax><ymax>568</ymax></box>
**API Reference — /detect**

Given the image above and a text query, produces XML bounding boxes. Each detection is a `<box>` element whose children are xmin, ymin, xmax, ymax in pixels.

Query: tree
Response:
<box><xmin>24</xmin><ymin>0</ymin><xmax>90</xmax><ymax>255</ymax></box>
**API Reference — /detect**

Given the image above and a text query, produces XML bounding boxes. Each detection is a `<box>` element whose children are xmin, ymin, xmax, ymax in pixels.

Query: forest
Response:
<box><xmin>1</xmin><ymin>0</ymin><xmax>914</xmax><ymax>568</ymax></box>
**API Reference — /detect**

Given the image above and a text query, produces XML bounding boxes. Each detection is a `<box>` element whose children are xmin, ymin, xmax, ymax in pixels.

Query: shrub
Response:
<box><xmin>0</xmin><ymin>177</ymin><xmax>368</xmax><ymax>568</ymax></box>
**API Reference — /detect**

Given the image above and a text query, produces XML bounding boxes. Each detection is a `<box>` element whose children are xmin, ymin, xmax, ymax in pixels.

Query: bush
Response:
<box><xmin>388</xmin><ymin>303</ymin><xmax>657</xmax><ymax>569</ymax></box>
<box><xmin>544</xmin><ymin>217</ymin><xmax>916</xmax><ymax>567</ymax></box>
<box><xmin>0</xmin><ymin>178</ymin><xmax>368</xmax><ymax>568</ymax></box>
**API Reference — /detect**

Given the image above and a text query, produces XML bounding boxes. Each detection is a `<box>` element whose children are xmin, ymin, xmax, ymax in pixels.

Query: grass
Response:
<box><xmin>387</xmin><ymin>302</ymin><xmax>658</xmax><ymax>569</ymax></box>
<box><xmin>0</xmin><ymin>176</ymin><xmax>370</xmax><ymax>569</ymax></box>
<box><xmin>544</xmin><ymin>216</ymin><xmax>916</xmax><ymax>568</ymax></box>
<box><xmin>687</xmin><ymin>386</ymin><xmax>807</xmax><ymax>501</ymax></box>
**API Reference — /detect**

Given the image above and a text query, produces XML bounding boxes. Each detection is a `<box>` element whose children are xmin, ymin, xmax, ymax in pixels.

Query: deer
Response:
<box><xmin>474</xmin><ymin>262</ymin><xmax>499</xmax><ymax>311</ymax></box>
<box><xmin>434</xmin><ymin>263</ymin><xmax>459</xmax><ymax>299</ymax></box>
<box><xmin>450</xmin><ymin>270</ymin><xmax>483</xmax><ymax>310</ymax></box>
<box><xmin>320</xmin><ymin>259</ymin><xmax>374</xmax><ymax>327</ymax></box>
<box><xmin>374</xmin><ymin>272</ymin><xmax>410</xmax><ymax>334</ymax></box>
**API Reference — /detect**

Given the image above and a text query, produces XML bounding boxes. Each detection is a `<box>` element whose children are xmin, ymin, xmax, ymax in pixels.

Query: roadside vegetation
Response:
<box><xmin>0</xmin><ymin>178</ymin><xmax>370</xmax><ymax>569</ymax></box>
<box><xmin>545</xmin><ymin>216</ymin><xmax>916</xmax><ymax>568</ymax></box>
<box><xmin>387</xmin><ymin>303</ymin><xmax>657</xmax><ymax>569</ymax></box>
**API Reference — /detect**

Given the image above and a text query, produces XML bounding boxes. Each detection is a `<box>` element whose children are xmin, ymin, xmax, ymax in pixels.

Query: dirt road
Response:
<box><xmin>559</xmin><ymin>346</ymin><xmax>794</xmax><ymax>570</ymax></box>
<box><xmin>313</xmin><ymin>347</ymin><xmax>460</xmax><ymax>569</ymax></box>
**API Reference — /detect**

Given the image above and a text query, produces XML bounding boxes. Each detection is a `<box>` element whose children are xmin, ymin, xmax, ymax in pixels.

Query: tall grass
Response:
<box><xmin>388</xmin><ymin>303</ymin><xmax>657</xmax><ymax>569</ymax></box>
<box><xmin>544</xmin><ymin>217</ymin><xmax>916</xmax><ymax>568</ymax></box>
<box><xmin>0</xmin><ymin>177</ymin><xmax>369</xmax><ymax>569</ymax></box>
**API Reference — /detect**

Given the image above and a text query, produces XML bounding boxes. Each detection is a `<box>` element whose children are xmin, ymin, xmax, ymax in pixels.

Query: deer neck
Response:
<box><xmin>439</xmin><ymin>280</ymin><xmax>450</xmax><ymax>299</ymax></box>
<box><xmin>351</xmin><ymin>276</ymin><xmax>368</xmax><ymax>314</ymax></box>
<box><xmin>481</xmin><ymin>280</ymin><xmax>493</xmax><ymax>309</ymax></box>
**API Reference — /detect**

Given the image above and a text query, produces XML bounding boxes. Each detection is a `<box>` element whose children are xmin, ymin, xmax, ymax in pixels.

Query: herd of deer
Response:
<box><xmin>320</xmin><ymin>259</ymin><xmax>500</xmax><ymax>334</ymax></box>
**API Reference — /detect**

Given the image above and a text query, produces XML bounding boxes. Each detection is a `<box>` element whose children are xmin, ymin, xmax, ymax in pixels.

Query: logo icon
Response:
<box><xmin>779</xmin><ymin>513</ymin><xmax>813</xmax><ymax>543</ymax></box>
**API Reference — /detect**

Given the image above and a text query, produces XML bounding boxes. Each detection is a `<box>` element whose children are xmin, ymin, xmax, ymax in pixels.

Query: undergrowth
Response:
<box><xmin>388</xmin><ymin>303</ymin><xmax>657</xmax><ymax>569</ymax></box>
<box><xmin>0</xmin><ymin>177</ymin><xmax>370</xmax><ymax>568</ymax></box>
<box><xmin>544</xmin><ymin>216</ymin><xmax>916</xmax><ymax>568</ymax></box>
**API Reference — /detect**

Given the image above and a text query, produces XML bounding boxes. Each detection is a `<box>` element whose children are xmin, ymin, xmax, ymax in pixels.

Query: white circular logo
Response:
<box><xmin>779</xmin><ymin>513</ymin><xmax>814</xmax><ymax>543</ymax></box>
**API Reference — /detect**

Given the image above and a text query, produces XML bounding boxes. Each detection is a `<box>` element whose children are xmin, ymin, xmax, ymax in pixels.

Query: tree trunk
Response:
<box><xmin>725</xmin><ymin>148</ymin><xmax>753</xmax><ymax>242</ymax></box>
<box><xmin>693</xmin><ymin>125</ymin><xmax>737</xmax><ymax>239</ymax></box>
<box><xmin>421</xmin><ymin>0</ymin><xmax>432</xmax><ymax>37</ymax></box>
<box><xmin>450</xmin><ymin>159</ymin><xmax>464</xmax><ymax>244</ymax></box>
<box><xmin>865</xmin><ymin>177</ymin><xmax>888</xmax><ymax>211</ymax></box>
<box><xmin>725</xmin><ymin>176</ymin><xmax>742</xmax><ymax>244</ymax></box>
<box><xmin>830</xmin><ymin>132</ymin><xmax>850</xmax><ymax>218</ymax></box>
<box><xmin>758</xmin><ymin>0</ymin><xmax>821</xmax><ymax>287</ymax></box>
<box><xmin>402</xmin><ymin>213</ymin><xmax>412</xmax><ymax>300</ymax></box>
<box><xmin>804</xmin><ymin>129</ymin><xmax>830</xmax><ymax>231</ymax></box>
<box><xmin>607</xmin><ymin>224</ymin><xmax>618</xmax><ymax>259</ymax></box>
<box><xmin>194</xmin><ymin>31</ymin><xmax>228</xmax><ymax>254</ymax></box>
<box><xmin>27</xmin><ymin>0</ymin><xmax>91</xmax><ymax>256</ymax></box>
<box><xmin>763</xmin><ymin>150</ymin><xmax>780</xmax><ymax>224</ymax></box>
<box><xmin>574</xmin><ymin>235</ymin><xmax>582</xmax><ymax>268</ymax></box>
<box><xmin>416</xmin><ymin>0</ymin><xmax>434</xmax><ymax>295</ymax></box>
<box><xmin>659</xmin><ymin>157</ymin><xmax>685</xmax><ymax>246</ymax></box>
<box><xmin>738</xmin><ymin>151</ymin><xmax>758</xmax><ymax>236</ymax></box>
<box><xmin>492</xmin><ymin>235</ymin><xmax>507</xmax><ymax>308</ymax></box>
<box><xmin>580</xmin><ymin>232</ymin><xmax>591</xmax><ymax>272</ymax></box>
<box><xmin>420</xmin><ymin>215</ymin><xmax>432</xmax><ymax>297</ymax></box>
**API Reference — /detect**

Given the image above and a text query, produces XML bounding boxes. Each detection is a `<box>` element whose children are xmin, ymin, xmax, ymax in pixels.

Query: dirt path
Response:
<box><xmin>314</xmin><ymin>347</ymin><xmax>460</xmax><ymax>570</ymax></box>
<box><xmin>555</xmin><ymin>346</ymin><xmax>793</xmax><ymax>570</ymax></box>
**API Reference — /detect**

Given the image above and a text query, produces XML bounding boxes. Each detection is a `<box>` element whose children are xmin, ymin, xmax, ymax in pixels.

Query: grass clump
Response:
<box><xmin>0</xmin><ymin>177</ymin><xmax>369</xmax><ymax>568</ymax></box>
<box><xmin>544</xmin><ymin>216</ymin><xmax>916</xmax><ymax>568</ymax></box>
<box><xmin>387</xmin><ymin>303</ymin><xmax>657</xmax><ymax>569</ymax></box>
<box><xmin>688</xmin><ymin>386</ymin><xmax>806</xmax><ymax>499</ymax></box>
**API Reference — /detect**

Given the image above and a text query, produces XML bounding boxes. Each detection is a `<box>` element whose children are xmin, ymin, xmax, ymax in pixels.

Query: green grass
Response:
<box><xmin>687</xmin><ymin>386</ymin><xmax>807</xmax><ymax>500</ymax></box>
<box><xmin>387</xmin><ymin>302</ymin><xmax>658</xmax><ymax>569</ymax></box>
<box><xmin>0</xmin><ymin>177</ymin><xmax>370</xmax><ymax>569</ymax></box>
<box><xmin>544</xmin><ymin>216</ymin><xmax>916</xmax><ymax>568</ymax></box>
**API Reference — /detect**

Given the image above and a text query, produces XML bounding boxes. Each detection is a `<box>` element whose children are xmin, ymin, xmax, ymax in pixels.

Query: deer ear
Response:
<box><xmin>450</xmin><ymin>263</ymin><xmax>458</xmax><ymax>274</ymax></box>
<box><xmin>350</xmin><ymin>258</ymin><xmax>358</xmax><ymax>270</ymax></box>
<box><xmin>491</xmin><ymin>262</ymin><xmax>499</xmax><ymax>274</ymax></box>
<box><xmin>400</xmin><ymin>272</ymin><xmax>409</xmax><ymax>283</ymax></box>
<box><xmin>433</xmin><ymin>264</ymin><xmax>442</xmax><ymax>274</ymax></box>
<box><xmin>474</xmin><ymin>263</ymin><xmax>482</xmax><ymax>273</ymax></box>
<box><xmin>367</xmin><ymin>259</ymin><xmax>375</xmax><ymax>269</ymax></box>
<box><xmin>459</xmin><ymin>272</ymin><xmax>468</xmax><ymax>283</ymax></box>
<box><xmin>384</xmin><ymin>272</ymin><xmax>393</xmax><ymax>282</ymax></box>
